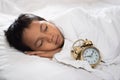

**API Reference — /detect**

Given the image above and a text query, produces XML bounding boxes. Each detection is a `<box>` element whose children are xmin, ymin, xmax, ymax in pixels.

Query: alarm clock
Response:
<box><xmin>71</xmin><ymin>39</ymin><xmax>101</xmax><ymax>68</ymax></box>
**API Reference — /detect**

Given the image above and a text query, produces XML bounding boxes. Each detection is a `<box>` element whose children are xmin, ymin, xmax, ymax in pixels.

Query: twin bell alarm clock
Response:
<box><xmin>71</xmin><ymin>39</ymin><xmax>101</xmax><ymax>68</ymax></box>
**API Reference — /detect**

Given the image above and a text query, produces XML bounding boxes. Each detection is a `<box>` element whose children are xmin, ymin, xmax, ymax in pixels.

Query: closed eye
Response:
<box><xmin>35</xmin><ymin>39</ymin><xmax>43</xmax><ymax>48</ymax></box>
<box><xmin>40</xmin><ymin>24</ymin><xmax>48</xmax><ymax>32</ymax></box>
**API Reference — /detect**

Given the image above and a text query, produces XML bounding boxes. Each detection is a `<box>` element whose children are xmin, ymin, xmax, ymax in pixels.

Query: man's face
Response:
<box><xmin>22</xmin><ymin>20</ymin><xmax>64</xmax><ymax>51</ymax></box>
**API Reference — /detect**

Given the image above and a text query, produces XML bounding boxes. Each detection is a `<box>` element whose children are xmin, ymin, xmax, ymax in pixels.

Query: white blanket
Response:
<box><xmin>51</xmin><ymin>7</ymin><xmax>120</xmax><ymax>80</ymax></box>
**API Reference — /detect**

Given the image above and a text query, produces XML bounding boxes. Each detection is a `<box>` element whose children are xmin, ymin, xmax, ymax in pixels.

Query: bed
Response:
<box><xmin>0</xmin><ymin>0</ymin><xmax>120</xmax><ymax>80</ymax></box>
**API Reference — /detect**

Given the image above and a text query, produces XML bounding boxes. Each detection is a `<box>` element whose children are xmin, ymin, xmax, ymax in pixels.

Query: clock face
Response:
<box><xmin>82</xmin><ymin>47</ymin><xmax>100</xmax><ymax>65</ymax></box>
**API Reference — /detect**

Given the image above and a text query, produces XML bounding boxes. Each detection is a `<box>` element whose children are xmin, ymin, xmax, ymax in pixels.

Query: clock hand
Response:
<box><xmin>85</xmin><ymin>55</ymin><xmax>91</xmax><ymax>57</ymax></box>
<box><xmin>91</xmin><ymin>52</ymin><xmax>94</xmax><ymax>56</ymax></box>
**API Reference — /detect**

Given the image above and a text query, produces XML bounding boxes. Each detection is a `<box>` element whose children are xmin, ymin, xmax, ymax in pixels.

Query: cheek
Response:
<box><xmin>37</xmin><ymin>43</ymin><xmax>57</xmax><ymax>51</ymax></box>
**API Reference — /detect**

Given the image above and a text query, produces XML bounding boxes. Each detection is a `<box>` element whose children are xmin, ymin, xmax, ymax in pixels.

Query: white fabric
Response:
<box><xmin>52</xmin><ymin>7</ymin><xmax>120</xmax><ymax>80</ymax></box>
<box><xmin>52</xmin><ymin>7</ymin><xmax>120</xmax><ymax>61</ymax></box>
<box><xmin>0</xmin><ymin>0</ymin><xmax>120</xmax><ymax>80</ymax></box>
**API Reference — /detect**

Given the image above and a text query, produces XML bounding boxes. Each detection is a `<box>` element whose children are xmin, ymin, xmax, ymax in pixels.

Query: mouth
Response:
<box><xmin>51</xmin><ymin>34</ymin><xmax>63</xmax><ymax>46</ymax></box>
<box><xmin>54</xmin><ymin>35</ymin><xmax>60</xmax><ymax>45</ymax></box>
<box><xmin>56</xmin><ymin>35</ymin><xmax>64</xmax><ymax>48</ymax></box>
<box><xmin>55</xmin><ymin>35</ymin><xmax>59</xmax><ymax>44</ymax></box>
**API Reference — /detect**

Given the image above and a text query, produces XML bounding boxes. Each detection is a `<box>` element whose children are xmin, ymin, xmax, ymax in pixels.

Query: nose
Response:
<box><xmin>43</xmin><ymin>33</ymin><xmax>53</xmax><ymax>43</ymax></box>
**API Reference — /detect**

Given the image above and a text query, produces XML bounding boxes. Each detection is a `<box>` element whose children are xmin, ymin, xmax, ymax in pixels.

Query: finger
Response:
<box><xmin>24</xmin><ymin>51</ymin><xmax>46</xmax><ymax>55</ymax></box>
<box><xmin>24</xmin><ymin>51</ymin><xmax>37</xmax><ymax>55</ymax></box>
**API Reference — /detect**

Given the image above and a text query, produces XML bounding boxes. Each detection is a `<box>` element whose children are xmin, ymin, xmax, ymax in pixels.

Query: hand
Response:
<box><xmin>24</xmin><ymin>48</ymin><xmax>61</xmax><ymax>58</ymax></box>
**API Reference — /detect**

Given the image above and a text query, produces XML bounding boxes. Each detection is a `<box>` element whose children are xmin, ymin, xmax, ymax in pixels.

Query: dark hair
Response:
<box><xmin>4</xmin><ymin>14</ymin><xmax>46</xmax><ymax>52</ymax></box>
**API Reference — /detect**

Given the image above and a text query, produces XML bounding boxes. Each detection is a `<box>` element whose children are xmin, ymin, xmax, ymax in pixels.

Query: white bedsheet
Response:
<box><xmin>0</xmin><ymin>0</ymin><xmax>120</xmax><ymax>80</ymax></box>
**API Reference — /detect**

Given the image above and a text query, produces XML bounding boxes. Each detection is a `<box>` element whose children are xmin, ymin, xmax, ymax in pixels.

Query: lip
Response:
<box><xmin>57</xmin><ymin>36</ymin><xmax>60</xmax><ymax>44</ymax></box>
<box><xmin>55</xmin><ymin>35</ymin><xmax>60</xmax><ymax>45</ymax></box>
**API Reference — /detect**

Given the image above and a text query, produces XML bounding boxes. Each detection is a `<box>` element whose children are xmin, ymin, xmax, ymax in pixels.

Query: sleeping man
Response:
<box><xmin>4</xmin><ymin>8</ymin><xmax>120</xmax><ymax>71</ymax></box>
